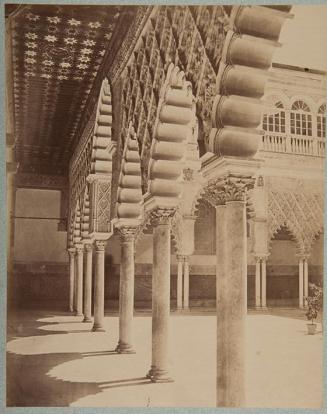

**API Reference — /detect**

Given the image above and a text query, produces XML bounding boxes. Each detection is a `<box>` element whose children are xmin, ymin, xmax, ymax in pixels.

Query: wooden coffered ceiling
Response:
<box><xmin>6</xmin><ymin>4</ymin><xmax>137</xmax><ymax>176</ymax></box>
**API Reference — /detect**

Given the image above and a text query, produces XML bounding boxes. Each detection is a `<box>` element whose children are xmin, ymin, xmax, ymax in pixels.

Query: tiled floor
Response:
<box><xmin>6</xmin><ymin>309</ymin><xmax>323</xmax><ymax>408</ymax></box>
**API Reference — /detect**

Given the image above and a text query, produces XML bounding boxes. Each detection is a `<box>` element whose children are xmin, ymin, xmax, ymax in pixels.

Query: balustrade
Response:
<box><xmin>261</xmin><ymin>132</ymin><xmax>325</xmax><ymax>157</ymax></box>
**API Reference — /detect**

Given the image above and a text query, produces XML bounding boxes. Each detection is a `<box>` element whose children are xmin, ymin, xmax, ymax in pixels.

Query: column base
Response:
<box><xmin>83</xmin><ymin>316</ymin><xmax>93</xmax><ymax>323</ymax></box>
<box><xmin>115</xmin><ymin>341</ymin><xmax>136</xmax><ymax>354</ymax></box>
<box><xmin>75</xmin><ymin>311</ymin><xmax>84</xmax><ymax>317</ymax></box>
<box><xmin>92</xmin><ymin>324</ymin><xmax>106</xmax><ymax>332</ymax></box>
<box><xmin>148</xmin><ymin>368</ymin><xmax>174</xmax><ymax>383</ymax></box>
<box><xmin>255</xmin><ymin>306</ymin><xmax>268</xmax><ymax>311</ymax></box>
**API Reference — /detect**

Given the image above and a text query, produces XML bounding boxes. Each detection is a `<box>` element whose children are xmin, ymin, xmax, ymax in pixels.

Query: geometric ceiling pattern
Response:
<box><xmin>8</xmin><ymin>5</ymin><xmax>136</xmax><ymax>175</ymax></box>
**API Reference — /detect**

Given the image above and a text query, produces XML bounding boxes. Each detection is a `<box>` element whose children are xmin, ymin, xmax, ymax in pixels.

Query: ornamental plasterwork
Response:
<box><xmin>268</xmin><ymin>189</ymin><xmax>324</xmax><ymax>254</ymax></box>
<box><xmin>118</xmin><ymin>5</ymin><xmax>228</xmax><ymax>191</ymax></box>
<box><xmin>171</xmin><ymin>209</ymin><xmax>183</xmax><ymax>253</ymax></box>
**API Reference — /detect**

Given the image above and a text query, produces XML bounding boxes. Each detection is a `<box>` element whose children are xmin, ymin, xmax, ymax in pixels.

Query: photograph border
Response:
<box><xmin>0</xmin><ymin>0</ymin><xmax>326</xmax><ymax>412</ymax></box>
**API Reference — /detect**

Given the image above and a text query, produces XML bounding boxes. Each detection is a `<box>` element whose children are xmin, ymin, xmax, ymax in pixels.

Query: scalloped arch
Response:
<box><xmin>91</xmin><ymin>78</ymin><xmax>115</xmax><ymax>175</ymax></box>
<box><xmin>147</xmin><ymin>63</ymin><xmax>197</xmax><ymax>202</ymax></box>
<box><xmin>116</xmin><ymin>123</ymin><xmax>143</xmax><ymax>223</ymax></box>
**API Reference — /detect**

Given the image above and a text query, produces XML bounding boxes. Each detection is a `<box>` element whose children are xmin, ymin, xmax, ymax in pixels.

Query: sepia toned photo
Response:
<box><xmin>4</xmin><ymin>3</ymin><xmax>326</xmax><ymax>409</ymax></box>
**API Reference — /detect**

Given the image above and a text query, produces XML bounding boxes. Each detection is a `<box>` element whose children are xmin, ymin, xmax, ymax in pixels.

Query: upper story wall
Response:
<box><xmin>260</xmin><ymin>63</ymin><xmax>326</xmax><ymax>160</ymax></box>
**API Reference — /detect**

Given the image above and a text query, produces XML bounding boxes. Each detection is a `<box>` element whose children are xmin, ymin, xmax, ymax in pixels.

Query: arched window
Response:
<box><xmin>290</xmin><ymin>100</ymin><xmax>312</xmax><ymax>136</ymax></box>
<box><xmin>263</xmin><ymin>101</ymin><xmax>285</xmax><ymax>133</ymax></box>
<box><xmin>317</xmin><ymin>104</ymin><xmax>326</xmax><ymax>139</ymax></box>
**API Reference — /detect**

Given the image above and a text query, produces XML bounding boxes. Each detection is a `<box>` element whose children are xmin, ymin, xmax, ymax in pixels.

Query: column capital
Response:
<box><xmin>296</xmin><ymin>250</ymin><xmax>310</xmax><ymax>260</ymax></box>
<box><xmin>202</xmin><ymin>175</ymin><xmax>254</xmax><ymax>206</ymax></box>
<box><xmin>75</xmin><ymin>244</ymin><xmax>84</xmax><ymax>254</ymax></box>
<box><xmin>150</xmin><ymin>208</ymin><xmax>175</xmax><ymax>227</ymax></box>
<box><xmin>95</xmin><ymin>240</ymin><xmax>107</xmax><ymax>251</ymax></box>
<box><xmin>254</xmin><ymin>254</ymin><xmax>269</xmax><ymax>262</ymax></box>
<box><xmin>84</xmin><ymin>243</ymin><xmax>93</xmax><ymax>252</ymax></box>
<box><xmin>117</xmin><ymin>225</ymin><xmax>138</xmax><ymax>242</ymax></box>
<box><xmin>176</xmin><ymin>254</ymin><xmax>185</xmax><ymax>262</ymax></box>
<box><xmin>67</xmin><ymin>247</ymin><xmax>76</xmax><ymax>257</ymax></box>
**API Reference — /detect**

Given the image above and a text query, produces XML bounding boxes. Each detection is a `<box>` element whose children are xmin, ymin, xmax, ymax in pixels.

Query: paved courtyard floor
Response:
<box><xmin>7</xmin><ymin>310</ymin><xmax>323</xmax><ymax>408</ymax></box>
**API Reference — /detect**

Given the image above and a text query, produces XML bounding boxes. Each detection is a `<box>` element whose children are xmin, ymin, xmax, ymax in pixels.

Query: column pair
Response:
<box><xmin>254</xmin><ymin>256</ymin><xmax>267</xmax><ymax>309</ymax></box>
<box><xmin>176</xmin><ymin>255</ymin><xmax>190</xmax><ymax>310</ymax></box>
<box><xmin>68</xmin><ymin>244</ymin><xmax>91</xmax><ymax>319</ymax></box>
<box><xmin>68</xmin><ymin>241</ymin><xmax>107</xmax><ymax>330</ymax></box>
<box><xmin>298</xmin><ymin>255</ymin><xmax>309</xmax><ymax>308</ymax></box>
<box><xmin>69</xmin><ymin>243</ymin><xmax>92</xmax><ymax>320</ymax></box>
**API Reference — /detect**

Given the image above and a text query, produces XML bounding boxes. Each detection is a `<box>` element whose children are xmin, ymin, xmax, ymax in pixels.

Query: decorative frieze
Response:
<box><xmin>15</xmin><ymin>172</ymin><xmax>67</xmax><ymax>189</ymax></box>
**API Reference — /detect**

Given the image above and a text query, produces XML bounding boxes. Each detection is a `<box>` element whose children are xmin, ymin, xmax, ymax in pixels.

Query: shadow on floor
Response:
<box><xmin>6</xmin><ymin>309</ymin><xmax>152</xmax><ymax>406</ymax></box>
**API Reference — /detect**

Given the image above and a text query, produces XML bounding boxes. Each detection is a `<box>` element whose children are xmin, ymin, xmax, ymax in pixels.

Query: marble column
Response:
<box><xmin>261</xmin><ymin>258</ymin><xmax>267</xmax><ymax>308</ymax></box>
<box><xmin>83</xmin><ymin>243</ymin><xmax>93</xmax><ymax>322</ymax></box>
<box><xmin>176</xmin><ymin>255</ymin><xmax>183</xmax><ymax>310</ymax></box>
<box><xmin>6</xmin><ymin>168</ymin><xmax>16</xmax><ymax>277</ymax></box>
<box><xmin>6</xmin><ymin>161</ymin><xmax>18</xmax><ymax>309</ymax></box>
<box><xmin>183</xmin><ymin>256</ymin><xmax>190</xmax><ymax>310</ymax></box>
<box><xmin>304</xmin><ymin>258</ymin><xmax>309</xmax><ymax>306</ymax></box>
<box><xmin>255</xmin><ymin>257</ymin><xmax>261</xmax><ymax>308</ymax></box>
<box><xmin>147</xmin><ymin>209</ymin><xmax>174</xmax><ymax>383</ymax></box>
<box><xmin>68</xmin><ymin>248</ymin><xmax>76</xmax><ymax>312</ymax></box>
<box><xmin>75</xmin><ymin>245</ymin><xmax>84</xmax><ymax>317</ymax></box>
<box><xmin>93</xmin><ymin>240</ymin><xmax>106</xmax><ymax>332</ymax></box>
<box><xmin>116</xmin><ymin>227</ymin><xmax>137</xmax><ymax>353</ymax></box>
<box><xmin>216</xmin><ymin>199</ymin><xmax>247</xmax><ymax>407</ymax></box>
<box><xmin>299</xmin><ymin>258</ymin><xmax>304</xmax><ymax>309</ymax></box>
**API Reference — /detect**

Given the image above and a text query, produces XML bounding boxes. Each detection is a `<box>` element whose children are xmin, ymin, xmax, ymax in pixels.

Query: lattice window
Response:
<box><xmin>290</xmin><ymin>100</ymin><xmax>312</xmax><ymax>136</ymax></box>
<box><xmin>317</xmin><ymin>104</ymin><xmax>326</xmax><ymax>139</ymax></box>
<box><xmin>263</xmin><ymin>101</ymin><xmax>286</xmax><ymax>133</ymax></box>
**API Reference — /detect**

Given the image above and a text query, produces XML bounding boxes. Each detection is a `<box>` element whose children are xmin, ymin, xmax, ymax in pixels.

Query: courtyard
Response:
<box><xmin>7</xmin><ymin>310</ymin><xmax>323</xmax><ymax>408</ymax></box>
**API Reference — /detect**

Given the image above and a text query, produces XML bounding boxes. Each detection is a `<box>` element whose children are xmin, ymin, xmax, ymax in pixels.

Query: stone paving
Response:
<box><xmin>6</xmin><ymin>310</ymin><xmax>323</xmax><ymax>407</ymax></box>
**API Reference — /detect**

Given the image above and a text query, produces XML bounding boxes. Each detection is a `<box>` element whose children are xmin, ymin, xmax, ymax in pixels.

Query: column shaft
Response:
<box><xmin>304</xmin><ymin>259</ymin><xmax>309</xmax><ymax>305</ymax></box>
<box><xmin>255</xmin><ymin>258</ymin><xmax>261</xmax><ymax>308</ymax></box>
<box><xmin>116</xmin><ymin>233</ymin><xmax>136</xmax><ymax>353</ymax></box>
<box><xmin>93</xmin><ymin>241</ymin><xmax>106</xmax><ymax>331</ymax></box>
<box><xmin>183</xmin><ymin>257</ymin><xmax>190</xmax><ymax>309</ymax></box>
<box><xmin>68</xmin><ymin>249</ymin><xmax>75</xmax><ymax>312</ymax></box>
<box><xmin>261</xmin><ymin>259</ymin><xmax>267</xmax><ymax>308</ymax></box>
<box><xmin>299</xmin><ymin>258</ymin><xmax>304</xmax><ymax>308</ymax></box>
<box><xmin>83</xmin><ymin>244</ymin><xmax>93</xmax><ymax>322</ymax></box>
<box><xmin>149</xmin><ymin>217</ymin><xmax>173</xmax><ymax>382</ymax></box>
<box><xmin>177</xmin><ymin>256</ymin><xmax>183</xmax><ymax>310</ymax></box>
<box><xmin>75</xmin><ymin>247</ymin><xmax>84</xmax><ymax>317</ymax></box>
<box><xmin>217</xmin><ymin>201</ymin><xmax>247</xmax><ymax>407</ymax></box>
<box><xmin>6</xmin><ymin>172</ymin><xmax>16</xmax><ymax>276</ymax></box>
<box><xmin>216</xmin><ymin>205</ymin><xmax>228</xmax><ymax>405</ymax></box>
